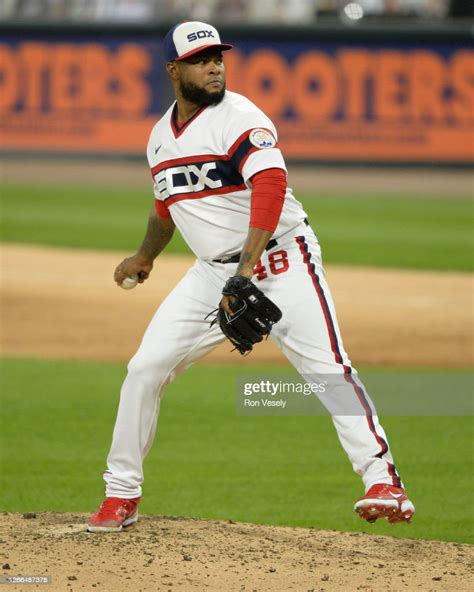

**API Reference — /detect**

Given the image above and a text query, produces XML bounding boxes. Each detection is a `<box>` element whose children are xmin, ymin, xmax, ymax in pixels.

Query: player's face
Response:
<box><xmin>175</xmin><ymin>50</ymin><xmax>226</xmax><ymax>106</ymax></box>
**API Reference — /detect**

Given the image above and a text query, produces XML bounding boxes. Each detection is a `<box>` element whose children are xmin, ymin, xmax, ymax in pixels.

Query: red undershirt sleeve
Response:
<box><xmin>249</xmin><ymin>168</ymin><xmax>287</xmax><ymax>233</ymax></box>
<box><xmin>154</xmin><ymin>199</ymin><xmax>171</xmax><ymax>218</ymax></box>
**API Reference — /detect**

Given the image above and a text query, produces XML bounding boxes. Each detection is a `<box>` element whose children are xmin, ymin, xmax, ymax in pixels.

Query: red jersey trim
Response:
<box><xmin>151</xmin><ymin>154</ymin><xmax>229</xmax><ymax>176</ymax></box>
<box><xmin>238</xmin><ymin>146</ymin><xmax>261</xmax><ymax>173</ymax></box>
<box><xmin>165</xmin><ymin>183</ymin><xmax>247</xmax><ymax>206</ymax></box>
<box><xmin>154</xmin><ymin>199</ymin><xmax>171</xmax><ymax>218</ymax></box>
<box><xmin>170</xmin><ymin>103</ymin><xmax>207</xmax><ymax>139</ymax></box>
<box><xmin>150</xmin><ymin>128</ymin><xmax>278</xmax><ymax>177</ymax></box>
<box><xmin>228</xmin><ymin>129</ymin><xmax>251</xmax><ymax>157</ymax></box>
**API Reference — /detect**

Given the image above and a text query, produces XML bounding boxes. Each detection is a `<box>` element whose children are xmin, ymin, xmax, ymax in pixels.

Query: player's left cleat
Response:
<box><xmin>354</xmin><ymin>484</ymin><xmax>415</xmax><ymax>524</ymax></box>
<box><xmin>87</xmin><ymin>496</ymin><xmax>141</xmax><ymax>532</ymax></box>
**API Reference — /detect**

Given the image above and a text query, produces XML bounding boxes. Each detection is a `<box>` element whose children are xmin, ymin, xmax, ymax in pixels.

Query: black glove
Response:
<box><xmin>214</xmin><ymin>275</ymin><xmax>282</xmax><ymax>355</ymax></box>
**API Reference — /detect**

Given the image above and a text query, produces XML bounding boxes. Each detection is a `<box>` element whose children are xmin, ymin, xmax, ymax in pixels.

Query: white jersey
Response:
<box><xmin>146</xmin><ymin>90</ymin><xmax>308</xmax><ymax>261</ymax></box>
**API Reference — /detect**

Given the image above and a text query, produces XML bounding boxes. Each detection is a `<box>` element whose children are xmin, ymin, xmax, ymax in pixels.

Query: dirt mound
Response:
<box><xmin>0</xmin><ymin>512</ymin><xmax>472</xmax><ymax>591</ymax></box>
<box><xmin>1</xmin><ymin>244</ymin><xmax>472</xmax><ymax>367</ymax></box>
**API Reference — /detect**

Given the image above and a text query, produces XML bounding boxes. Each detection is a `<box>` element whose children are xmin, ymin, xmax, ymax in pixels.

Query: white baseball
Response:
<box><xmin>121</xmin><ymin>274</ymin><xmax>139</xmax><ymax>290</ymax></box>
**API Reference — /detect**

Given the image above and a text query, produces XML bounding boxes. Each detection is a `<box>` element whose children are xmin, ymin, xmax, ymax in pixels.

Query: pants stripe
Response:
<box><xmin>295</xmin><ymin>235</ymin><xmax>401</xmax><ymax>487</ymax></box>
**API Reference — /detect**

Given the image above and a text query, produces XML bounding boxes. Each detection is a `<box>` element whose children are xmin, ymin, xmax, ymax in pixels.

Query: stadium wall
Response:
<box><xmin>0</xmin><ymin>21</ymin><xmax>472</xmax><ymax>165</ymax></box>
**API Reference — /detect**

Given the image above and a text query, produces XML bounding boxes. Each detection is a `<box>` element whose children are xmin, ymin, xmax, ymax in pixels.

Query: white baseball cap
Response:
<box><xmin>163</xmin><ymin>21</ymin><xmax>233</xmax><ymax>62</ymax></box>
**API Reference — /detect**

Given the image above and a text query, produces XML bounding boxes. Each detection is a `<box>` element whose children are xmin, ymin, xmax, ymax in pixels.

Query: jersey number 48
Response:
<box><xmin>253</xmin><ymin>250</ymin><xmax>289</xmax><ymax>281</ymax></box>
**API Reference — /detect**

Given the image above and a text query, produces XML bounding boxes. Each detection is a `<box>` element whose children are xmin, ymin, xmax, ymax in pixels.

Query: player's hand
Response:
<box><xmin>221</xmin><ymin>269</ymin><xmax>252</xmax><ymax>315</ymax></box>
<box><xmin>114</xmin><ymin>255</ymin><xmax>154</xmax><ymax>287</ymax></box>
<box><xmin>221</xmin><ymin>294</ymin><xmax>236</xmax><ymax>316</ymax></box>
<box><xmin>221</xmin><ymin>270</ymin><xmax>253</xmax><ymax>315</ymax></box>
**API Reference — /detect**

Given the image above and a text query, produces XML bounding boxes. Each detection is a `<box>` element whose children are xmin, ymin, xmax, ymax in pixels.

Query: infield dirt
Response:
<box><xmin>1</xmin><ymin>244</ymin><xmax>472</xmax><ymax>367</ymax></box>
<box><xmin>1</xmin><ymin>512</ymin><xmax>473</xmax><ymax>591</ymax></box>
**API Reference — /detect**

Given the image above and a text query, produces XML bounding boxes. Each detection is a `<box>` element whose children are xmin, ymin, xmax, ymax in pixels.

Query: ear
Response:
<box><xmin>166</xmin><ymin>62</ymin><xmax>180</xmax><ymax>81</ymax></box>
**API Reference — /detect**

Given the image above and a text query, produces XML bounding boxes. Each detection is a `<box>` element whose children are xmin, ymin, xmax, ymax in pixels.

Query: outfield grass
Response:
<box><xmin>0</xmin><ymin>358</ymin><xmax>472</xmax><ymax>544</ymax></box>
<box><xmin>1</xmin><ymin>184</ymin><xmax>472</xmax><ymax>271</ymax></box>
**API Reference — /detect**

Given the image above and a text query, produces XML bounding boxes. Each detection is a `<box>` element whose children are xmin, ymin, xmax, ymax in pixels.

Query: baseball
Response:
<box><xmin>121</xmin><ymin>274</ymin><xmax>139</xmax><ymax>290</ymax></box>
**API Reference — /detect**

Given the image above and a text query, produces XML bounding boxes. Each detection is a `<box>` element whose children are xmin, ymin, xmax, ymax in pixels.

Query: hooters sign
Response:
<box><xmin>224</xmin><ymin>46</ymin><xmax>473</xmax><ymax>163</ymax></box>
<box><xmin>0</xmin><ymin>28</ymin><xmax>472</xmax><ymax>164</ymax></box>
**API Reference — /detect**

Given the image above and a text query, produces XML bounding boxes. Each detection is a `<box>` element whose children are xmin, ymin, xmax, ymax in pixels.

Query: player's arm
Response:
<box><xmin>236</xmin><ymin>227</ymin><xmax>272</xmax><ymax>279</ymax></box>
<box><xmin>237</xmin><ymin>167</ymin><xmax>286</xmax><ymax>277</ymax></box>
<box><xmin>114</xmin><ymin>207</ymin><xmax>175</xmax><ymax>287</ymax></box>
<box><xmin>222</xmin><ymin>167</ymin><xmax>286</xmax><ymax>313</ymax></box>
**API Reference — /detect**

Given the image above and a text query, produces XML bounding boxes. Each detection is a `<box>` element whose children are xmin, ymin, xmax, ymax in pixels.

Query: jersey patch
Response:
<box><xmin>249</xmin><ymin>128</ymin><xmax>277</xmax><ymax>149</ymax></box>
<box><xmin>228</xmin><ymin>128</ymin><xmax>278</xmax><ymax>174</ymax></box>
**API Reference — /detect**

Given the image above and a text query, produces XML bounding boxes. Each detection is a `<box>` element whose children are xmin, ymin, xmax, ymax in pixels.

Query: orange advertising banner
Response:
<box><xmin>0</xmin><ymin>36</ymin><xmax>472</xmax><ymax>163</ymax></box>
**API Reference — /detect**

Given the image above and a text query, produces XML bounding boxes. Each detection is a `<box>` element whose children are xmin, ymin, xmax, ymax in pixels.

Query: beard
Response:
<box><xmin>179</xmin><ymin>79</ymin><xmax>226</xmax><ymax>106</ymax></box>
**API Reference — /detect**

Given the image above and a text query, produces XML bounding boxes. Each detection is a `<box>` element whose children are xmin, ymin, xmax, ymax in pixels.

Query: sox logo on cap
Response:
<box><xmin>163</xmin><ymin>21</ymin><xmax>233</xmax><ymax>62</ymax></box>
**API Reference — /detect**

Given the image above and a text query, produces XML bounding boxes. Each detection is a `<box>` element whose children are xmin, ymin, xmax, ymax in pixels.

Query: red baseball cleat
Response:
<box><xmin>354</xmin><ymin>484</ymin><xmax>415</xmax><ymax>524</ymax></box>
<box><xmin>87</xmin><ymin>497</ymin><xmax>141</xmax><ymax>532</ymax></box>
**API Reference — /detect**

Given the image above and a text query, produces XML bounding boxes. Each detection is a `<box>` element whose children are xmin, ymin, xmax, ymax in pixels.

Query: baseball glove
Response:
<box><xmin>212</xmin><ymin>275</ymin><xmax>282</xmax><ymax>355</ymax></box>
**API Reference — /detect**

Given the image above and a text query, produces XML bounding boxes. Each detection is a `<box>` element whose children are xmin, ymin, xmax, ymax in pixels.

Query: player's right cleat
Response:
<box><xmin>354</xmin><ymin>484</ymin><xmax>415</xmax><ymax>524</ymax></box>
<box><xmin>87</xmin><ymin>497</ymin><xmax>141</xmax><ymax>532</ymax></box>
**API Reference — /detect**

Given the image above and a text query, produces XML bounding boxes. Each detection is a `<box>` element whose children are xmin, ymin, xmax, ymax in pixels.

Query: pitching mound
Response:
<box><xmin>1</xmin><ymin>244</ymin><xmax>472</xmax><ymax>367</ymax></box>
<box><xmin>1</xmin><ymin>513</ymin><xmax>472</xmax><ymax>591</ymax></box>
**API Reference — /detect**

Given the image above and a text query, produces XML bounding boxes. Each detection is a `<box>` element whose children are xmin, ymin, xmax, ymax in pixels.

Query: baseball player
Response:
<box><xmin>88</xmin><ymin>21</ymin><xmax>415</xmax><ymax>532</ymax></box>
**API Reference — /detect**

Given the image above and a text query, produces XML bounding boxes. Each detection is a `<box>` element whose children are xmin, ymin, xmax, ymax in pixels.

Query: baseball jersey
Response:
<box><xmin>147</xmin><ymin>90</ymin><xmax>308</xmax><ymax>261</ymax></box>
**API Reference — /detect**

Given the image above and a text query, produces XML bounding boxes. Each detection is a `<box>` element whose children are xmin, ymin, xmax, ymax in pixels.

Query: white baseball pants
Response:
<box><xmin>103</xmin><ymin>222</ymin><xmax>402</xmax><ymax>498</ymax></box>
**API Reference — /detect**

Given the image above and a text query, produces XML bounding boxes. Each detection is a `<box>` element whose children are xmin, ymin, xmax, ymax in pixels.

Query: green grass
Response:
<box><xmin>1</xmin><ymin>184</ymin><xmax>472</xmax><ymax>271</ymax></box>
<box><xmin>0</xmin><ymin>358</ymin><xmax>472</xmax><ymax>544</ymax></box>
